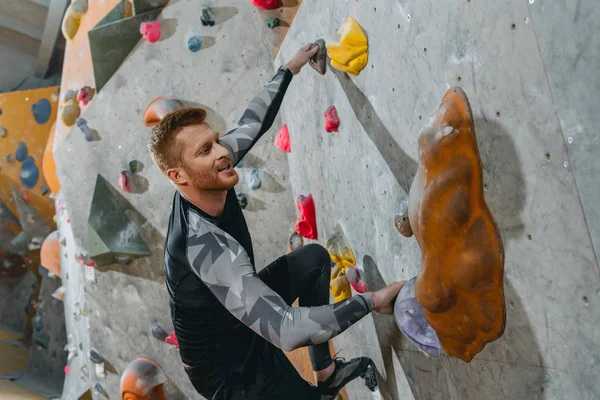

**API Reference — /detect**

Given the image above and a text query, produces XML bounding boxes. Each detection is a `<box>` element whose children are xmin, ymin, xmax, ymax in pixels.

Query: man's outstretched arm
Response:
<box><xmin>186</xmin><ymin>215</ymin><xmax>376</xmax><ymax>351</ymax></box>
<box><xmin>220</xmin><ymin>44</ymin><xmax>318</xmax><ymax>166</ymax></box>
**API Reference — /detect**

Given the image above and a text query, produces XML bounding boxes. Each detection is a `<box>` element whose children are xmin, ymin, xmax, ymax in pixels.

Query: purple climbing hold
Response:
<box><xmin>31</xmin><ymin>98</ymin><xmax>52</xmax><ymax>125</ymax></box>
<box><xmin>76</xmin><ymin>118</ymin><xmax>93</xmax><ymax>142</ymax></box>
<box><xmin>15</xmin><ymin>141</ymin><xmax>28</xmax><ymax>162</ymax></box>
<box><xmin>151</xmin><ymin>320</ymin><xmax>169</xmax><ymax>341</ymax></box>
<box><xmin>393</xmin><ymin>276</ymin><xmax>442</xmax><ymax>357</ymax></box>
<box><xmin>20</xmin><ymin>156</ymin><xmax>39</xmax><ymax>189</ymax></box>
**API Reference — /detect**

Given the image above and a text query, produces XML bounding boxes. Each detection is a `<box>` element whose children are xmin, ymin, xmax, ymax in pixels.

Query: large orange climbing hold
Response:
<box><xmin>143</xmin><ymin>97</ymin><xmax>184</xmax><ymax>127</ymax></box>
<box><xmin>120</xmin><ymin>356</ymin><xmax>168</xmax><ymax>400</ymax></box>
<box><xmin>42</xmin><ymin>123</ymin><xmax>61</xmax><ymax>195</ymax></box>
<box><xmin>405</xmin><ymin>87</ymin><xmax>505</xmax><ymax>362</ymax></box>
<box><xmin>40</xmin><ymin>231</ymin><xmax>61</xmax><ymax>277</ymax></box>
<box><xmin>326</xmin><ymin>17</ymin><xmax>368</xmax><ymax>75</ymax></box>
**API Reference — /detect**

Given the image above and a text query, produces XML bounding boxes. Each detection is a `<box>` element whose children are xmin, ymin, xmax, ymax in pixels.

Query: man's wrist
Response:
<box><xmin>284</xmin><ymin>63</ymin><xmax>299</xmax><ymax>75</ymax></box>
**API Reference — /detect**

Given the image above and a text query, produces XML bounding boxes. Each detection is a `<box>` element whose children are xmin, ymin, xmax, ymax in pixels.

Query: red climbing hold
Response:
<box><xmin>275</xmin><ymin>125</ymin><xmax>291</xmax><ymax>153</ymax></box>
<box><xmin>118</xmin><ymin>171</ymin><xmax>131</xmax><ymax>193</ymax></box>
<box><xmin>249</xmin><ymin>0</ymin><xmax>282</xmax><ymax>10</ymax></box>
<box><xmin>295</xmin><ymin>194</ymin><xmax>318</xmax><ymax>240</ymax></box>
<box><xmin>64</xmin><ymin>365</ymin><xmax>70</xmax><ymax>374</ymax></box>
<box><xmin>21</xmin><ymin>188</ymin><xmax>31</xmax><ymax>202</ymax></box>
<box><xmin>324</xmin><ymin>106</ymin><xmax>340</xmax><ymax>132</ymax></box>
<box><xmin>165</xmin><ymin>332</ymin><xmax>179</xmax><ymax>348</ymax></box>
<box><xmin>77</xmin><ymin>86</ymin><xmax>94</xmax><ymax>106</ymax></box>
<box><xmin>140</xmin><ymin>20</ymin><xmax>161</xmax><ymax>43</ymax></box>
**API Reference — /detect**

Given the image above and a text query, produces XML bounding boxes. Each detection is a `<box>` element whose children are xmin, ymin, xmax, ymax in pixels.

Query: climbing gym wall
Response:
<box><xmin>0</xmin><ymin>86</ymin><xmax>58</xmax><ymax>229</ymax></box>
<box><xmin>277</xmin><ymin>0</ymin><xmax>599</xmax><ymax>399</ymax></box>
<box><xmin>54</xmin><ymin>0</ymin><xmax>299</xmax><ymax>398</ymax></box>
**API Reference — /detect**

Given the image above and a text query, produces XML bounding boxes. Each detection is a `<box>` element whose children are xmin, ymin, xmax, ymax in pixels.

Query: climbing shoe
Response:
<box><xmin>317</xmin><ymin>357</ymin><xmax>377</xmax><ymax>398</ymax></box>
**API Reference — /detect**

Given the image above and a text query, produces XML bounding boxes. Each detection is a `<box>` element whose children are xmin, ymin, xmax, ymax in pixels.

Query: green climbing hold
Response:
<box><xmin>87</xmin><ymin>175</ymin><xmax>151</xmax><ymax>267</ymax></box>
<box><xmin>129</xmin><ymin>160</ymin><xmax>140</xmax><ymax>174</ymax></box>
<box><xmin>265</xmin><ymin>17</ymin><xmax>280</xmax><ymax>29</ymax></box>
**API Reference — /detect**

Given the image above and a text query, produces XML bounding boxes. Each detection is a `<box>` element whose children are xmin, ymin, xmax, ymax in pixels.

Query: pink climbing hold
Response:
<box><xmin>140</xmin><ymin>20</ymin><xmax>161</xmax><ymax>43</ymax></box>
<box><xmin>64</xmin><ymin>365</ymin><xmax>70</xmax><ymax>374</ymax></box>
<box><xmin>275</xmin><ymin>125</ymin><xmax>291</xmax><ymax>153</ymax></box>
<box><xmin>324</xmin><ymin>106</ymin><xmax>340</xmax><ymax>132</ymax></box>
<box><xmin>165</xmin><ymin>332</ymin><xmax>179</xmax><ymax>348</ymax></box>
<box><xmin>77</xmin><ymin>86</ymin><xmax>94</xmax><ymax>106</ymax></box>
<box><xmin>118</xmin><ymin>171</ymin><xmax>131</xmax><ymax>193</ymax></box>
<box><xmin>295</xmin><ymin>194</ymin><xmax>318</xmax><ymax>240</ymax></box>
<box><xmin>249</xmin><ymin>0</ymin><xmax>282</xmax><ymax>10</ymax></box>
<box><xmin>346</xmin><ymin>266</ymin><xmax>367</xmax><ymax>293</ymax></box>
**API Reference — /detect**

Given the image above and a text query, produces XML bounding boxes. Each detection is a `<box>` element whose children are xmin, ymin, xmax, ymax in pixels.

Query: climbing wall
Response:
<box><xmin>0</xmin><ymin>86</ymin><xmax>58</xmax><ymax>229</ymax></box>
<box><xmin>54</xmin><ymin>0</ymin><xmax>298</xmax><ymax>398</ymax></box>
<box><xmin>277</xmin><ymin>0</ymin><xmax>600</xmax><ymax>399</ymax></box>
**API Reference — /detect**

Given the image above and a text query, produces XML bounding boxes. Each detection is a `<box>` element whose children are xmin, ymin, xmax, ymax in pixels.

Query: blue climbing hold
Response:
<box><xmin>249</xmin><ymin>169</ymin><xmax>261</xmax><ymax>190</ymax></box>
<box><xmin>20</xmin><ymin>156</ymin><xmax>39</xmax><ymax>188</ymax></box>
<box><xmin>32</xmin><ymin>314</ymin><xmax>43</xmax><ymax>333</ymax></box>
<box><xmin>188</xmin><ymin>36</ymin><xmax>203</xmax><ymax>52</ymax></box>
<box><xmin>76</xmin><ymin>117</ymin><xmax>93</xmax><ymax>141</ymax></box>
<box><xmin>31</xmin><ymin>99</ymin><xmax>52</xmax><ymax>125</ymax></box>
<box><xmin>15</xmin><ymin>141</ymin><xmax>28</xmax><ymax>162</ymax></box>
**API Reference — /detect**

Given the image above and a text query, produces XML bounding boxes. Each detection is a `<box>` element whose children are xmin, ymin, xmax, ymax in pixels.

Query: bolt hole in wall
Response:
<box><xmin>496</xmin><ymin>111</ymin><xmax>501</xmax><ymax>117</ymax></box>
<box><xmin>512</xmin><ymin>23</ymin><xmax>516</xmax><ymax>30</ymax></box>
<box><xmin>582</xmin><ymin>296</ymin><xmax>589</xmax><ymax>305</ymax></box>
<box><xmin>458</xmin><ymin>76</ymin><xmax>462</xmax><ymax>82</ymax></box>
<box><xmin>527</xmin><ymin>234</ymin><xmax>532</xmax><ymax>241</ymax></box>
<box><xmin>546</xmin><ymin>153</ymin><xmax>551</xmax><ymax>161</ymax></box>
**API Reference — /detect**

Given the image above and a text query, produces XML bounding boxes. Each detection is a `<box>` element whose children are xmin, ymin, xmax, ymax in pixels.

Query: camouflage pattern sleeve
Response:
<box><xmin>186</xmin><ymin>208</ymin><xmax>374</xmax><ymax>351</ymax></box>
<box><xmin>219</xmin><ymin>66</ymin><xmax>293</xmax><ymax>166</ymax></box>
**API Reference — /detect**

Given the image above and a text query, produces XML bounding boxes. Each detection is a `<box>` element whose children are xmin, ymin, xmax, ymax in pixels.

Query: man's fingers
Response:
<box><xmin>302</xmin><ymin>43</ymin><xmax>313</xmax><ymax>51</ymax></box>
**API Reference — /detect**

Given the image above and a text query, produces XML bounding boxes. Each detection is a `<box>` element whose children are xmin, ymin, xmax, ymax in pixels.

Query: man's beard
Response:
<box><xmin>182</xmin><ymin>163</ymin><xmax>239</xmax><ymax>191</ymax></box>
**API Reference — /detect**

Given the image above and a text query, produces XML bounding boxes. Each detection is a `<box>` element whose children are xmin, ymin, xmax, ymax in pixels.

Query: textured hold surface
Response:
<box><xmin>41</xmin><ymin>231</ymin><xmax>62</xmax><ymax>277</ymax></box>
<box><xmin>87</xmin><ymin>175</ymin><xmax>151</xmax><ymax>267</ymax></box>
<box><xmin>20</xmin><ymin>156</ymin><xmax>40</xmax><ymax>189</ymax></box>
<box><xmin>248</xmin><ymin>168</ymin><xmax>261</xmax><ymax>190</ymax></box>
<box><xmin>140</xmin><ymin>20</ymin><xmax>161</xmax><ymax>43</ymax></box>
<box><xmin>326</xmin><ymin>16</ymin><xmax>368</xmax><ymax>75</ymax></box>
<box><xmin>120</xmin><ymin>356</ymin><xmax>168</xmax><ymax>399</ymax></box>
<box><xmin>143</xmin><ymin>97</ymin><xmax>184</xmax><ymax>126</ymax></box>
<box><xmin>309</xmin><ymin>38</ymin><xmax>327</xmax><ymax>75</ymax></box>
<box><xmin>15</xmin><ymin>141</ymin><xmax>28</xmax><ymax>162</ymax></box>
<box><xmin>295</xmin><ymin>194</ymin><xmax>318</xmax><ymax>239</ymax></box>
<box><xmin>187</xmin><ymin>36</ymin><xmax>203</xmax><ymax>52</ymax></box>
<box><xmin>394</xmin><ymin>277</ymin><xmax>442</xmax><ymax>357</ymax></box>
<box><xmin>62</xmin><ymin>0</ymin><xmax>89</xmax><ymax>40</ymax></box>
<box><xmin>324</xmin><ymin>105</ymin><xmax>340</xmax><ymax>132</ymax></box>
<box><xmin>31</xmin><ymin>99</ymin><xmax>52</xmax><ymax>125</ymax></box>
<box><xmin>408</xmin><ymin>87</ymin><xmax>505</xmax><ymax>362</ymax></box>
<box><xmin>249</xmin><ymin>0</ymin><xmax>282</xmax><ymax>10</ymax></box>
<box><xmin>275</xmin><ymin>124</ymin><xmax>291</xmax><ymax>152</ymax></box>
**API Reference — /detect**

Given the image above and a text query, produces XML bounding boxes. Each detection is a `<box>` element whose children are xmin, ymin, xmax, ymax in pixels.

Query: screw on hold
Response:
<box><xmin>568</xmin><ymin>137</ymin><xmax>573</xmax><ymax>144</ymax></box>
<box><xmin>525</xmin><ymin>17</ymin><xmax>530</xmax><ymax>24</ymax></box>
<box><xmin>265</xmin><ymin>17</ymin><xmax>280</xmax><ymax>29</ymax></box>
<box><xmin>201</xmin><ymin>8</ymin><xmax>215</xmax><ymax>26</ymax></box>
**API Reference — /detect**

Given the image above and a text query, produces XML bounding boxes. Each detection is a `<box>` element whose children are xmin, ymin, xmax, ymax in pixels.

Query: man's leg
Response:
<box><xmin>258</xmin><ymin>243</ymin><xmax>377</xmax><ymax>397</ymax></box>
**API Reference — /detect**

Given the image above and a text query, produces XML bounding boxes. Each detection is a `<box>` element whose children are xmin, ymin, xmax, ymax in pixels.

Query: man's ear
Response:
<box><xmin>167</xmin><ymin>167</ymin><xmax>188</xmax><ymax>186</ymax></box>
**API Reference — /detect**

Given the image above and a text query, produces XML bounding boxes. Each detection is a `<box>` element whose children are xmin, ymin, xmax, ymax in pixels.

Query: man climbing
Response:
<box><xmin>148</xmin><ymin>43</ymin><xmax>405</xmax><ymax>399</ymax></box>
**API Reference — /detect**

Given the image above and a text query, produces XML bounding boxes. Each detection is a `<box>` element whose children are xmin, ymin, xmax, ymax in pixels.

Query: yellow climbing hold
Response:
<box><xmin>61</xmin><ymin>0</ymin><xmax>88</xmax><ymax>41</ymax></box>
<box><xmin>326</xmin><ymin>17</ymin><xmax>368</xmax><ymax>75</ymax></box>
<box><xmin>59</xmin><ymin>90</ymin><xmax>80</xmax><ymax>127</ymax></box>
<box><xmin>330</xmin><ymin>264</ymin><xmax>352</xmax><ymax>302</ymax></box>
<box><xmin>326</xmin><ymin>223</ymin><xmax>356</xmax><ymax>271</ymax></box>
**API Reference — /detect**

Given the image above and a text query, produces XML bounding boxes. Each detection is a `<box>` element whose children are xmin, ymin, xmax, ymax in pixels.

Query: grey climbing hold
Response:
<box><xmin>89</xmin><ymin>348</ymin><xmax>105</xmax><ymax>364</ymax></box>
<box><xmin>93</xmin><ymin>382</ymin><xmax>109</xmax><ymax>399</ymax></box>
<box><xmin>15</xmin><ymin>141</ymin><xmax>28</xmax><ymax>162</ymax></box>
<box><xmin>0</xmin><ymin>126</ymin><xmax>7</xmax><ymax>138</ymax></box>
<box><xmin>151</xmin><ymin>320</ymin><xmax>168</xmax><ymax>341</ymax></box>
<box><xmin>201</xmin><ymin>8</ymin><xmax>215</xmax><ymax>26</ymax></box>
<box><xmin>248</xmin><ymin>169</ymin><xmax>261</xmax><ymax>190</ymax></box>
<box><xmin>188</xmin><ymin>36</ymin><xmax>203</xmax><ymax>52</ymax></box>
<box><xmin>129</xmin><ymin>159</ymin><xmax>140</xmax><ymax>174</ymax></box>
<box><xmin>236</xmin><ymin>192</ymin><xmax>247</xmax><ymax>209</ymax></box>
<box><xmin>76</xmin><ymin>117</ymin><xmax>93</xmax><ymax>142</ymax></box>
<box><xmin>5</xmin><ymin>153</ymin><xmax>13</xmax><ymax>163</ymax></box>
<box><xmin>40</xmin><ymin>185</ymin><xmax>49</xmax><ymax>196</ymax></box>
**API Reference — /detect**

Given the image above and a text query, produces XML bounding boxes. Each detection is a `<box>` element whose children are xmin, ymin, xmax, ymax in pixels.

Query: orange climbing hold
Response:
<box><xmin>143</xmin><ymin>97</ymin><xmax>184</xmax><ymax>126</ymax></box>
<box><xmin>120</xmin><ymin>356</ymin><xmax>168</xmax><ymax>400</ymax></box>
<box><xmin>326</xmin><ymin>17</ymin><xmax>368</xmax><ymax>75</ymax></box>
<box><xmin>40</xmin><ymin>231</ymin><xmax>61</xmax><ymax>277</ymax></box>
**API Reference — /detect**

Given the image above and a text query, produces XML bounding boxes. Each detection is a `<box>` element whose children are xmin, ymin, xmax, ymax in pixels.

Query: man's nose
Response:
<box><xmin>215</xmin><ymin>142</ymin><xmax>230</xmax><ymax>159</ymax></box>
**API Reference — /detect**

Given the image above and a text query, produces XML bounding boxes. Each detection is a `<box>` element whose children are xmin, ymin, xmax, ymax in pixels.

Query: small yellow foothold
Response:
<box><xmin>330</xmin><ymin>264</ymin><xmax>352</xmax><ymax>302</ymax></box>
<box><xmin>61</xmin><ymin>0</ymin><xmax>89</xmax><ymax>41</ymax></box>
<box><xmin>327</xmin><ymin>17</ymin><xmax>369</xmax><ymax>75</ymax></box>
<box><xmin>59</xmin><ymin>90</ymin><xmax>80</xmax><ymax>127</ymax></box>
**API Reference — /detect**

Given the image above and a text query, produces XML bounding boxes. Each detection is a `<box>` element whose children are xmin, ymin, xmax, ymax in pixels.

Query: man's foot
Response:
<box><xmin>316</xmin><ymin>357</ymin><xmax>377</xmax><ymax>398</ymax></box>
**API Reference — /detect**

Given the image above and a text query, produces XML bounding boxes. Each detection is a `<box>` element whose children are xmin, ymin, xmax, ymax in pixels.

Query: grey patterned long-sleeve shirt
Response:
<box><xmin>165</xmin><ymin>67</ymin><xmax>373</xmax><ymax>379</ymax></box>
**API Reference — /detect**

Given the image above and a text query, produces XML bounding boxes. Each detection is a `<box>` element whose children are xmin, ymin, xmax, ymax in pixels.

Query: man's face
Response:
<box><xmin>171</xmin><ymin>123</ymin><xmax>239</xmax><ymax>191</ymax></box>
